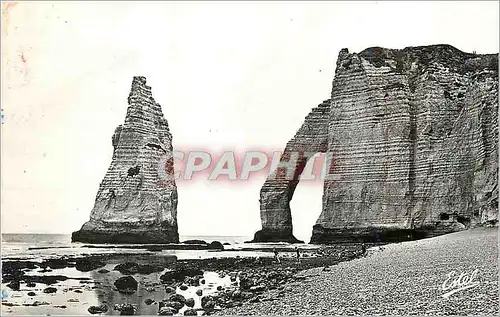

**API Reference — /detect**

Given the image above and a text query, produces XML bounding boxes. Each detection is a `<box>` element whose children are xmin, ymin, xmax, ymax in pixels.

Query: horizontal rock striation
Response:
<box><xmin>255</xmin><ymin>45</ymin><xmax>498</xmax><ymax>243</ymax></box>
<box><xmin>72</xmin><ymin>76</ymin><xmax>179</xmax><ymax>244</ymax></box>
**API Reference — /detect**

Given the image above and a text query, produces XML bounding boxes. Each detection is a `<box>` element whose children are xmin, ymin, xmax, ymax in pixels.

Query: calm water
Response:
<box><xmin>1</xmin><ymin>251</ymin><xmax>242</xmax><ymax>316</ymax></box>
<box><xmin>2</xmin><ymin>233</ymin><xmax>252</xmax><ymax>245</ymax></box>
<box><xmin>1</xmin><ymin>234</ymin><xmax>305</xmax><ymax>315</ymax></box>
<box><xmin>1</xmin><ymin>233</ymin><xmax>305</xmax><ymax>260</ymax></box>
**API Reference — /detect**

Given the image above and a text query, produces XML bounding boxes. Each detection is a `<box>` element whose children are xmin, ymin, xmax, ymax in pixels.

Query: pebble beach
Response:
<box><xmin>220</xmin><ymin>227</ymin><xmax>499</xmax><ymax>315</ymax></box>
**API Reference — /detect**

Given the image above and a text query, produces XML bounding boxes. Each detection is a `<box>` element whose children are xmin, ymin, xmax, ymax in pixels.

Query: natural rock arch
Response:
<box><xmin>252</xmin><ymin>100</ymin><xmax>330</xmax><ymax>243</ymax></box>
<box><xmin>254</xmin><ymin>45</ymin><xmax>498</xmax><ymax>244</ymax></box>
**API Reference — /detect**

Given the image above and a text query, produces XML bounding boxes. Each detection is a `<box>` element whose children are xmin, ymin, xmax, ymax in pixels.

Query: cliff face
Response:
<box><xmin>255</xmin><ymin>45</ymin><xmax>498</xmax><ymax>243</ymax></box>
<box><xmin>72</xmin><ymin>76</ymin><xmax>179</xmax><ymax>244</ymax></box>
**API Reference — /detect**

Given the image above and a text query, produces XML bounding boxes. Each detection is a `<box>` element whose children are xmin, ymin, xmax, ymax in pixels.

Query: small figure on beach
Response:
<box><xmin>295</xmin><ymin>246</ymin><xmax>300</xmax><ymax>262</ymax></box>
<box><xmin>361</xmin><ymin>243</ymin><xmax>367</xmax><ymax>255</ymax></box>
<box><xmin>273</xmin><ymin>248</ymin><xmax>281</xmax><ymax>264</ymax></box>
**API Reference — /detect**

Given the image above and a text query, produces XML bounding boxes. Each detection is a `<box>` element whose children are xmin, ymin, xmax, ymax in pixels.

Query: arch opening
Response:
<box><xmin>251</xmin><ymin>99</ymin><xmax>331</xmax><ymax>243</ymax></box>
<box><xmin>290</xmin><ymin>153</ymin><xmax>324</xmax><ymax>243</ymax></box>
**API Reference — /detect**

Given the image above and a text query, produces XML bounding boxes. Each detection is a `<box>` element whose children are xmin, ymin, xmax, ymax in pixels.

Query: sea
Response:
<box><xmin>1</xmin><ymin>233</ymin><xmax>310</xmax><ymax>261</ymax></box>
<box><xmin>1</xmin><ymin>233</ymin><xmax>322</xmax><ymax>315</ymax></box>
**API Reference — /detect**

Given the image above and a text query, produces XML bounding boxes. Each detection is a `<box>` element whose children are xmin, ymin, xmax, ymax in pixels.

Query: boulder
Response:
<box><xmin>88</xmin><ymin>304</ymin><xmax>108</xmax><ymax>314</ymax></box>
<box><xmin>184</xmin><ymin>309</ymin><xmax>198</xmax><ymax>316</ymax></box>
<box><xmin>182</xmin><ymin>239</ymin><xmax>207</xmax><ymax>245</ymax></box>
<box><xmin>7</xmin><ymin>280</ymin><xmax>20</xmax><ymax>291</ymax></box>
<box><xmin>168</xmin><ymin>293</ymin><xmax>186</xmax><ymax>304</ymax></box>
<box><xmin>114</xmin><ymin>276</ymin><xmax>138</xmax><ymax>294</ymax></box>
<box><xmin>75</xmin><ymin>258</ymin><xmax>105</xmax><ymax>272</ymax></box>
<box><xmin>43</xmin><ymin>287</ymin><xmax>57</xmax><ymax>294</ymax></box>
<box><xmin>114</xmin><ymin>262</ymin><xmax>140</xmax><ymax>275</ymax></box>
<box><xmin>138</xmin><ymin>264</ymin><xmax>164</xmax><ymax>275</ymax></box>
<box><xmin>160</xmin><ymin>268</ymin><xmax>203</xmax><ymax>283</ymax></box>
<box><xmin>239</xmin><ymin>277</ymin><xmax>254</xmax><ymax>290</ymax></box>
<box><xmin>185</xmin><ymin>298</ymin><xmax>195</xmax><ymax>307</ymax></box>
<box><xmin>208</xmin><ymin>241</ymin><xmax>224</xmax><ymax>250</ymax></box>
<box><xmin>201</xmin><ymin>295</ymin><xmax>216</xmax><ymax>310</ymax></box>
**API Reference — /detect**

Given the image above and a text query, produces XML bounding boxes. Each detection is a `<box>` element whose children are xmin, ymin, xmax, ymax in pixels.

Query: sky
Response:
<box><xmin>1</xmin><ymin>1</ymin><xmax>498</xmax><ymax>242</ymax></box>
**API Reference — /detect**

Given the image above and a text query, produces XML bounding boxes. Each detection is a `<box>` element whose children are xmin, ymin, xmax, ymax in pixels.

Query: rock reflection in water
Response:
<box><xmin>90</xmin><ymin>261</ymin><xmax>236</xmax><ymax>315</ymax></box>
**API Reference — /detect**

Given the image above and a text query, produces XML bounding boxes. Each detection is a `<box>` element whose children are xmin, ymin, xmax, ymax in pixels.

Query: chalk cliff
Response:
<box><xmin>254</xmin><ymin>45</ymin><xmax>498</xmax><ymax>243</ymax></box>
<box><xmin>72</xmin><ymin>76</ymin><xmax>179</xmax><ymax>244</ymax></box>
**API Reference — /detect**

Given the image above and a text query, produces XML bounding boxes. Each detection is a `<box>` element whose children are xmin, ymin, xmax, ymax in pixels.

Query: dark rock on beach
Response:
<box><xmin>114</xmin><ymin>262</ymin><xmax>164</xmax><ymax>275</ymax></box>
<box><xmin>184</xmin><ymin>308</ymin><xmax>198</xmax><ymax>316</ymax></box>
<box><xmin>182</xmin><ymin>239</ymin><xmax>207</xmax><ymax>245</ymax></box>
<box><xmin>208</xmin><ymin>241</ymin><xmax>224</xmax><ymax>250</ymax></box>
<box><xmin>138</xmin><ymin>264</ymin><xmax>165</xmax><ymax>274</ymax></box>
<box><xmin>201</xmin><ymin>295</ymin><xmax>216</xmax><ymax>310</ymax></box>
<box><xmin>24</xmin><ymin>275</ymin><xmax>69</xmax><ymax>285</ymax></box>
<box><xmin>168</xmin><ymin>293</ymin><xmax>186</xmax><ymax>305</ymax></box>
<box><xmin>160</xmin><ymin>268</ymin><xmax>203</xmax><ymax>283</ymax></box>
<box><xmin>185</xmin><ymin>298</ymin><xmax>195</xmax><ymax>307</ymax></box>
<box><xmin>75</xmin><ymin>258</ymin><xmax>105</xmax><ymax>272</ymax></box>
<box><xmin>114</xmin><ymin>276</ymin><xmax>138</xmax><ymax>294</ymax></box>
<box><xmin>7</xmin><ymin>280</ymin><xmax>20</xmax><ymax>291</ymax></box>
<box><xmin>43</xmin><ymin>287</ymin><xmax>57</xmax><ymax>294</ymax></box>
<box><xmin>114</xmin><ymin>262</ymin><xmax>139</xmax><ymax>275</ymax></box>
<box><xmin>88</xmin><ymin>304</ymin><xmax>108</xmax><ymax>314</ymax></box>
